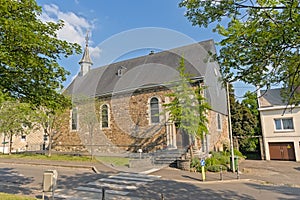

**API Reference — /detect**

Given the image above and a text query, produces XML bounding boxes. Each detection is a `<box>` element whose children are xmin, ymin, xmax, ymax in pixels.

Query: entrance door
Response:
<box><xmin>269</xmin><ymin>142</ymin><xmax>296</xmax><ymax>161</ymax></box>
<box><xmin>176</xmin><ymin>128</ymin><xmax>190</xmax><ymax>149</ymax></box>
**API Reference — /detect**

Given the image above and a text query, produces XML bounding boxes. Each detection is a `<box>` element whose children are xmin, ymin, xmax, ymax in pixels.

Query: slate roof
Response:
<box><xmin>66</xmin><ymin>39</ymin><xmax>228</xmax><ymax>115</ymax></box>
<box><xmin>259</xmin><ymin>88</ymin><xmax>284</xmax><ymax>107</ymax></box>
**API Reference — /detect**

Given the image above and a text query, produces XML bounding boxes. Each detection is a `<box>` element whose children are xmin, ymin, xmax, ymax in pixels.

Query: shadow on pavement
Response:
<box><xmin>294</xmin><ymin>167</ymin><xmax>300</xmax><ymax>171</ymax></box>
<box><xmin>246</xmin><ymin>182</ymin><xmax>300</xmax><ymax>200</ymax></box>
<box><xmin>0</xmin><ymin>167</ymin><xmax>35</xmax><ymax>195</ymax></box>
<box><xmin>134</xmin><ymin>180</ymin><xmax>256</xmax><ymax>200</ymax></box>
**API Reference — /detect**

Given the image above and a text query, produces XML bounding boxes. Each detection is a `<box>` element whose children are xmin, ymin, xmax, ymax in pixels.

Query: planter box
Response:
<box><xmin>177</xmin><ymin>159</ymin><xmax>190</xmax><ymax>171</ymax></box>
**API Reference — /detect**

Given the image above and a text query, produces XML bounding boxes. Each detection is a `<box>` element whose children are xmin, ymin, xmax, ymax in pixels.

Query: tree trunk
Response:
<box><xmin>9</xmin><ymin>132</ymin><xmax>13</xmax><ymax>155</ymax></box>
<box><xmin>47</xmin><ymin>132</ymin><xmax>52</xmax><ymax>157</ymax></box>
<box><xmin>89</xmin><ymin>125</ymin><xmax>94</xmax><ymax>160</ymax></box>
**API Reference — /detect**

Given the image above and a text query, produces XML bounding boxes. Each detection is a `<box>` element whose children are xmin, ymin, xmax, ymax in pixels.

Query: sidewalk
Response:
<box><xmin>152</xmin><ymin>160</ymin><xmax>300</xmax><ymax>187</ymax></box>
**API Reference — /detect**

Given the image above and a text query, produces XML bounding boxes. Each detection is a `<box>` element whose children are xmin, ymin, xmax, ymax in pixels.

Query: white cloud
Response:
<box><xmin>39</xmin><ymin>4</ymin><xmax>101</xmax><ymax>58</ymax></box>
<box><xmin>90</xmin><ymin>46</ymin><xmax>102</xmax><ymax>59</ymax></box>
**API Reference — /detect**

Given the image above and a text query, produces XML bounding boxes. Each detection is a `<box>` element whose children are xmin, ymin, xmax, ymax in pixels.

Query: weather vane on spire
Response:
<box><xmin>85</xmin><ymin>30</ymin><xmax>90</xmax><ymax>47</ymax></box>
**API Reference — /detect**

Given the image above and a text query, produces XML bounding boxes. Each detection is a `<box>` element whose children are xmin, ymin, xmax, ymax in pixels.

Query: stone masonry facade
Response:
<box><xmin>51</xmin><ymin>86</ymin><xmax>229</xmax><ymax>155</ymax></box>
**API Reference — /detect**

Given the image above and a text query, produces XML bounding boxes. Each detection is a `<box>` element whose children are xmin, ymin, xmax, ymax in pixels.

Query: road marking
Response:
<box><xmin>55</xmin><ymin>193</ymin><xmax>98</xmax><ymax>200</ymax></box>
<box><xmin>118</xmin><ymin>172</ymin><xmax>161</xmax><ymax>179</ymax></box>
<box><xmin>88</xmin><ymin>181</ymin><xmax>137</xmax><ymax>190</ymax></box>
<box><xmin>56</xmin><ymin>172</ymin><xmax>161</xmax><ymax>199</ymax></box>
<box><xmin>99</xmin><ymin>177</ymin><xmax>147</xmax><ymax>185</ymax></box>
<box><xmin>109</xmin><ymin>175</ymin><xmax>155</xmax><ymax>182</ymax></box>
<box><xmin>76</xmin><ymin>186</ymin><xmax>129</xmax><ymax>195</ymax></box>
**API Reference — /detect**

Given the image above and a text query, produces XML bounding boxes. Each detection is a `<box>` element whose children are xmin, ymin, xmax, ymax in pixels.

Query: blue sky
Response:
<box><xmin>36</xmin><ymin>0</ymin><xmax>253</xmax><ymax>98</ymax></box>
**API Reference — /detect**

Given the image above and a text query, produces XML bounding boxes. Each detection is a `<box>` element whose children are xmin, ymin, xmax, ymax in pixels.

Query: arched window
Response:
<box><xmin>101</xmin><ymin>104</ymin><xmax>109</xmax><ymax>128</ymax></box>
<box><xmin>71</xmin><ymin>107</ymin><xmax>78</xmax><ymax>131</ymax></box>
<box><xmin>150</xmin><ymin>97</ymin><xmax>160</xmax><ymax>124</ymax></box>
<box><xmin>217</xmin><ymin>113</ymin><xmax>222</xmax><ymax>130</ymax></box>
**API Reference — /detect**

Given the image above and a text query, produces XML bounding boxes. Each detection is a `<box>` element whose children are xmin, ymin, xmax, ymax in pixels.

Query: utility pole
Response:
<box><xmin>226</xmin><ymin>82</ymin><xmax>235</xmax><ymax>172</ymax></box>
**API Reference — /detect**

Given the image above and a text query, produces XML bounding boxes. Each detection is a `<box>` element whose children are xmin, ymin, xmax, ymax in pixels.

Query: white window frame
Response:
<box><xmin>100</xmin><ymin>104</ymin><xmax>110</xmax><ymax>129</ymax></box>
<box><xmin>70</xmin><ymin>107</ymin><xmax>79</xmax><ymax>131</ymax></box>
<box><xmin>149</xmin><ymin>97</ymin><xmax>161</xmax><ymax>124</ymax></box>
<box><xmin>274</xmin><ymin>118</ymin><xmax>294</xmax><ymax>132</ymax></box>
<box><xmin>21</xmin><ymin>135</ymin><xmax>26</xmax><ymax>142</ymax></box>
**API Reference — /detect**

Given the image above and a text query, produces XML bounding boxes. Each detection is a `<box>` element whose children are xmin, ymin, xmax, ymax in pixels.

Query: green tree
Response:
<box><xmin>0</xmin><ymin>99</ymin><xmax>36</xmax><ymax>154</ymax></box>
<box><xmin>229</xmin><ymin>85</ymin><xmax>259</xmax><ymax>153</ymax></box>
<box><xmin>241</xmin><ymin>91</ymin><xmax>261</xmax><ymax>136</ymax></box>
<box><xmin>0</xmin><ymin>0</ymin><xmax>81</xmax><ymax>107</ymax></box>
<box><xmin>164</xmin><ymin>58</ymin><xmax>210</xmax><ymax>140</ymax></box>
<box><xmin>33</xmin><ymin>96</ymin><xmax>71</xmax><ymax>157</ymax></box>
<box><xmin>179</xmin><ymin>0</ymin><xmax>300</xmax><ymax>104</ymax></box>
<box><xmin>74</xmin><ymin>96</ymin><xmax>99</xmax><ymax>160</ymax></box>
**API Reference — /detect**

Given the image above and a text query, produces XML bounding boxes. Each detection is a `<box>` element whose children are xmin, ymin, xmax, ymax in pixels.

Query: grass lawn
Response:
<box><xmin>0</xmin><ymin>153</ymin><xmax>94</xmax><ymax>162</ymax></box>
<box><xmin>0</xmin><ymin>152</ymin><xmax>129</xmax><ymax>166</ymax></box>
<box><xmin>0</xmin><ymin>193</ymin><xmax>36</xmax><ymax>200</ymax></box>
<box><xmin>96</xmin><ymin>156</ymin><xmax>129</xmax><ymax>166</ymax></box>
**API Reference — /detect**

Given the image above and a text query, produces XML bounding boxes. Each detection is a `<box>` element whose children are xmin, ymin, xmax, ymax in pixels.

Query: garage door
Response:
<box><xmin>269</xmin><ymin>142</ymin><xmax>296</xmax><ymax>161</ymax></box>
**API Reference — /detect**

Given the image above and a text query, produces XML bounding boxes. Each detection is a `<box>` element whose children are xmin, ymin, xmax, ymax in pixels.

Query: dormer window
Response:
<box><xmin>117</xmin><ymin>66</ymin><xmax>127</xmax><ymax>77</ymax></box>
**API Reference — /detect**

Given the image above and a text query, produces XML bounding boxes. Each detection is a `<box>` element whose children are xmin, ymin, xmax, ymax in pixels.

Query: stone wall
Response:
<box><xmin>207</xmin><ymin>110</ymin><xmax>229</xmax><ymax>152</ymax></box>
<box><xmin>53</xmin><ymin>86</ymin><xmax>229</xmax><ymax>154</ymax></box>
<box><xmin>99</xmin><ymin>87</ymin><xmax>170</xmax><ymax>153</ymax></box>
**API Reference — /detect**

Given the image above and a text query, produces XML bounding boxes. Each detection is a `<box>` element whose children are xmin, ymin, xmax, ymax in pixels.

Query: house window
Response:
<box><xmin>71</xmin><ymin>108</ymin><xmax>78</xmax><ymax>131</ymax></box>
<box><xmin>21</xmin><ymin>135</ymin><xmax>26</xmax><ymax>141</ymax></box>
<box><xmin>150</xmin><ymin>97</ymin><xmax>160</xmax><ymax>124</ymax></box>
<box><xmin>43</xmin><ymin>134</ymin><xmax>48</xmax><ymax>141</ymax></box>
<box><xmin>217</xmin><ymin>113</ymin><xmax>222</xmax><ymax>130</ymax></box>
<box><xmin>117</xmin><ymin>66</ymin><xmax>127</xmax><ymax>77</ymax></box>
<box><xmin>101</xmin><ymin>104</ymin><xmax>109</xmax><ymax>128</ymax></box>
<box><xmin>274</xmin><ymin>118</ymin><xmax>294</xmax><ymax>131</ymax></box>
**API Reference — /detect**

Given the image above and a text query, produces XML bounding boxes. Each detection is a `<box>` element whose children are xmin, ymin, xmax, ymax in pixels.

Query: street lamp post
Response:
<box><xmin>227</xmin><ymin>82</ymin><xmax>235</xmax><ymax>173</ymax></box>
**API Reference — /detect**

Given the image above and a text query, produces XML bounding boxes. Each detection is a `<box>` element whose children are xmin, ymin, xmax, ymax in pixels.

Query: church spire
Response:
<box><xmin>79</xmin><ymin>31</ymin><xmax>93</xmax><ymax>76</ymax></box>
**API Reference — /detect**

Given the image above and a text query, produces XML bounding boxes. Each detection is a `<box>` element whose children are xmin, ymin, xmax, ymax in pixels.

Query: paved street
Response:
<box><xmin>55</xmin><ymin>172</ymin><xmax>161</xmax><ymax>200</ymax></box>
<box><xmin>0</xmin><ymin>162</ymin><xmax>94</xmax><ymax>198</ymax></box>
<box><xmin>0</xmin><ymin>159</ymin><xmax>300</xmax><ymax>199</ymax></box>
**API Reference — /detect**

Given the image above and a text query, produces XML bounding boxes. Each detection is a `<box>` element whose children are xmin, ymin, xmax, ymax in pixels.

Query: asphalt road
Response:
<box><xmin>1</xmin><ymin>162</ymin><xmax>300</xmax><ymax>200</ymax></box>
<box><xmin>0</xmin><ymin>162</ymin><xmax>95</xmax><ymax>198</ymax></box>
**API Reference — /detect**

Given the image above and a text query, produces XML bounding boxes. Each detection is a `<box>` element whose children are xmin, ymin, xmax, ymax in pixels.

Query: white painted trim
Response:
<box><xmin>100</xmin><ymin>104</ymin><xmax>110</xmax><ymax>129</ymax></box>
<box><xmin>148</xmin><ymin>96</ymin><xmax>162</xmax><ymax>125</ymax></box>
<box><xmin>259</xmin><ymin>105</ymin><xmax>300</xmax><ymax>111</ymax></box>
<box><xmin>70</xmin><ymin>107</ymin><xmax>79</xmax><ymax>131</ymax></box>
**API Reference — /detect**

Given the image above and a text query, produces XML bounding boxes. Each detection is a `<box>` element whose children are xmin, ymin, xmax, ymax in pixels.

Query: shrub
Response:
<box><xmin>206</xmin><ymin>165</ymin><xmax>227</xmax><ymax>172</ymax></box>
<box><xmin>191</xmin><ymin>150</ymin><xmax>245</xmax><ymax>173</ymax></box>
<box><xmin>190</xmin><ymin>157</ymin><xmax>201</xmax><ymax>171</ymax></box>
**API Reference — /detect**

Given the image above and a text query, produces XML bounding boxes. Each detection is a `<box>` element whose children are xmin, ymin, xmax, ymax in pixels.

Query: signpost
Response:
<box><xmin>200</xmin><ymin>159</ymin><xmax>206</xmax><ymax>181</ymax></box>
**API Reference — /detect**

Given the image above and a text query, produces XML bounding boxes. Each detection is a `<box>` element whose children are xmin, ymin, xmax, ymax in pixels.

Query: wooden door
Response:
<box><xmin>176</xmin><ymin>128</ymin><xmax>190</xmax><ymax>149</ymax></box>
<box><xmin>269</xmin><ymin>142</ymin><xmax>296</xmax><ymax>161</ymax></box>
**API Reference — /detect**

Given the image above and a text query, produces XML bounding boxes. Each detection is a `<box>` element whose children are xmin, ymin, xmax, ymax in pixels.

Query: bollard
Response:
<box><xmin>102</xmin><ymin>188</ymin><xmax>105</xmax><ymax>200</ymax></box>
<box><xmin>138</xmin><ymin>148</ymin><xmax>142</xmax><ymax>159</ymax></box>
<box><xmin>200</xmin><ymin>159</ymin><xmax>206</xmax><ymax>181</ymax></box>
<box><xmin>161</xmin><ymin>193</ymin><xmax>164</xmax><ymax>200</ymax></box>
<box><xmin>220</xmin><ymin>166</ymin><xmax>223</xmax><ymax>181</ymax></box>
<box><xmin>236</xmin><ymin>159</ymin><xmax>240</xmax><ymax>179</ymax></box>
<box><xmin>42</xmin><ymin>170</ymin><xmax>58</xmax><ymax>200</ymax></box>
<box><xmin>201</xmin><ymin>166</ymin><xmax>206</xmax><ymax>181</ymax></box>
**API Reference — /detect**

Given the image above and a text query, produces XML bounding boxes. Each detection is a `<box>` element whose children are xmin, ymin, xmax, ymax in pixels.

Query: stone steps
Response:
<box><xmin>152</xmin><ymin>149</ymin><xmax>186</xmax><ymax>166</ymax></box>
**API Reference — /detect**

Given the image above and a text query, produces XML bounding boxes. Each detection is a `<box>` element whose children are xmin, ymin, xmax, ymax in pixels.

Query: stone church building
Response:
<box><xmin>60</xmin><ymin>39</ymin><xmax>229</xmax><ymax>156</ymax></box>
<box><xmin>0</xmin><ymin>39</ymin><xmax>229</xmax><ymax>159</ymax></box>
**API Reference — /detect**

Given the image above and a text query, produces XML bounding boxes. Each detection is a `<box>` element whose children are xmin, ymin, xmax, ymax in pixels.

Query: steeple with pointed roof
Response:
<box><xmin>79</xmin><ymin>31</ymin><xmax>93</xmax><ymax>76</ymax></box>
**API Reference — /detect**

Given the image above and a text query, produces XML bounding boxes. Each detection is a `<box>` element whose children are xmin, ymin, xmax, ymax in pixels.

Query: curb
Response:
<box><xmin>0</xmin><ymin>159</ymin><xmax>95</xmax><ymax>171</ymax></box>
<box><xmin>170</xmin><ymin>178</ymin><xmax>253</xmax><ymax>185</ymax></box>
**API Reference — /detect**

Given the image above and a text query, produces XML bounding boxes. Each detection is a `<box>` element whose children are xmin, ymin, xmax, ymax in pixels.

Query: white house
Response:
<box><xmin>258</xmin><ymin>88</ymin><xmax>300</xmax><ymax>161</ymax></box>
